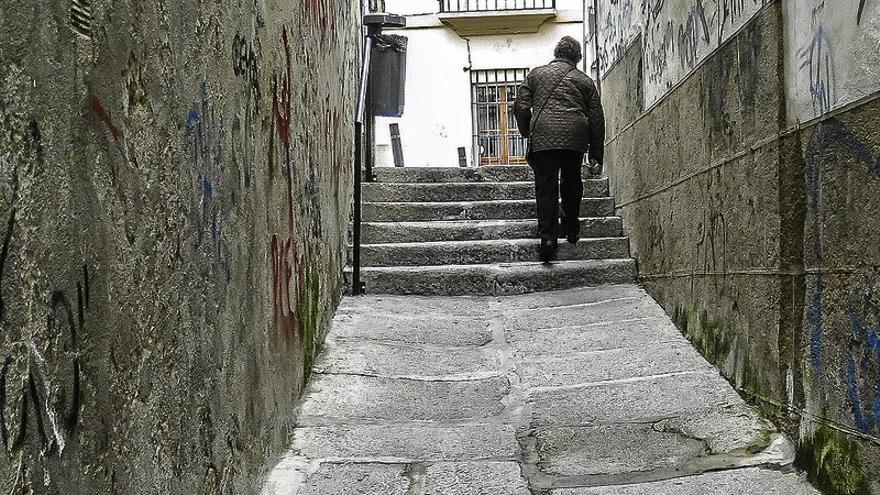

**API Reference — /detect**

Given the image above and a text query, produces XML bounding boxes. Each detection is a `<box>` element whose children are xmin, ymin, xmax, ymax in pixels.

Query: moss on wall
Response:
<box><xmin>796</xmin><ymin>425</ymin><xmax>871</xmax><ymax>495</ymax></box>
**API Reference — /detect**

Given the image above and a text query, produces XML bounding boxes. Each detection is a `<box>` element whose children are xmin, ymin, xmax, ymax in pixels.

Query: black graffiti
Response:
<box><xmin>802</xmin><ymin>26</ymin><xmax>836</xmax><ymax>117</ymax></box>
<box><xmin>232</xmin><ymin>31</ymin><xmax>261</xmax><ymax>110</ymax></box>
<box><xmin>678</xmin><ymin>0</ymin><xmax>710</xmax><ymax>70</ymax></box>
<box><xmin>0</xmin><ymin>209</ymin><xmax>15</xmax><ymax>321</ymax></box>
<box><xmin>25</xmin><ymin>120</ymin><xmax>44</xmax><ymax>166</ymax></box>
<box><xmin>48</xmin><ymin>290</ymin><xmax>82</xmax><ymax>436</ymax></box>
<box><xmin>0</xmin><ymin>268</ymin><xmax>88</xmax><ymax>456</ymax></box>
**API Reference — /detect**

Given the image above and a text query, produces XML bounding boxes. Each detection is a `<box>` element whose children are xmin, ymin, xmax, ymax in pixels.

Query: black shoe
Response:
<box><xmin>566</xmin><ymin>233</ymin><xmax>579</xmax><ymax>245</ymax></box>
<box><xmin>539</xmin><ymin>239</ymin><xmax>558</xmax><ymax>264</ymax></box>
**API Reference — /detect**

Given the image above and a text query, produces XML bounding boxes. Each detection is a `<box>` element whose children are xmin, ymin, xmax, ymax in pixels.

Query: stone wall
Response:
<box><xmin>0</xmin><ymin>0</ymin><xmax>359</xmax><ymax>493</ymax></box>
<box><xmin>600</xmin><ymin>0</ymin><xmax>880</xmax><ymax>493</ymax></box>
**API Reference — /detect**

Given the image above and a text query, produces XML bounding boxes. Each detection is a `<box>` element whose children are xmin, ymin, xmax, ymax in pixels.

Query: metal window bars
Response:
<box><xmin>439</xmin><ymin>0</ymin><xmax>555</xmax><ymax>12</ymax></box>
<box><xmin>471</xmin><ymin>68</ymin><xmax>529</xmax><ymax>166</ymax></box>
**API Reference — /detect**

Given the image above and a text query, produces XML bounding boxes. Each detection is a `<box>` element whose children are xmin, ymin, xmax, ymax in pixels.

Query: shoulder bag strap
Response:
<box><xmin>530</xmin><ymin>67</ymin><xmax>575</xmax><ymax>132</ymax></box>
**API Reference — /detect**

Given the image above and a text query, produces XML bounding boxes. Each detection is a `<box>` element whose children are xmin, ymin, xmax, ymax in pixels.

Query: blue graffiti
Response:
<box><xmin>847</xmin><ymin>305</ymin><xmax>880</xmax><ymax>433</ymax></box>
<box><xmin>805</xmin><ymin>118</ymin><xmax>880</xmax><ymax>373</ymax></box>
<box><xmin>800</xmin><ymin>25</ymin><xmax>837</xmax><ymax>117</ymax></box>
<box><xmin>186</xmin><ymin>109</ymin><xmax>200</xmax><ymax>128</ymax></box>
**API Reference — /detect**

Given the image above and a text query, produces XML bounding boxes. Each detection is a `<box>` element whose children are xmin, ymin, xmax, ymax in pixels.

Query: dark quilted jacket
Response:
<box><xmin>513</xmin><ymin>58</ymin><xmax>605</xmax><ymax>163</ymax></box>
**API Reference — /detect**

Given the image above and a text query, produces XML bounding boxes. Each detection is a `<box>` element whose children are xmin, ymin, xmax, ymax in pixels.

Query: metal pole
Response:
<box><xmin>365</xmin><ymin>25</ymin><xmax>380</xmax><ymax>183</ymax></box>
<box><xmin>352</xmin><ymin>122</ymin><xmax>363</xmax><ymax>296</ymax></box>
<box><xmin>352</xmin><ymin>36</ymin><xmax>373</xmax><ymax>296</ymax></box>
<box><xmin>592</xmin><ymin>0</ymin><xmax>602</xmax><ymax>95</ymax></box>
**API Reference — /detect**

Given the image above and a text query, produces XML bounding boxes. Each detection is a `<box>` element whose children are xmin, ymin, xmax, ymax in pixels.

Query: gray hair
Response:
<box><xmin>554</xmin><ymin>36</ymin><xmax>583</xmax><ymax>64</ymax></box>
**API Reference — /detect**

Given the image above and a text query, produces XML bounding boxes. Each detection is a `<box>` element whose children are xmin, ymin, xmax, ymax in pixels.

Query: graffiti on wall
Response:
<box><xmin>847</xmin><ymin>291</ymin><xmax>880</xmax><ymax>434</ymax></box>
<box><xmin>0</xmin><ymin>205</ymin><xmax>88</xmax><ymax>456</ymax></box>
<box><xmin>232</xmin><ymin>31</ymin><xmax>262</xmax><ymax>112</ymax></box>
<box><xmin>804</xmin><ymin>117</ymin><xmax>880</xmax><ymax>432</ymax></box>
<box><xmin>598</xmin><ymin>0</ymin><xmax>768</xmax><ymax>105</ymax></box>
<box><xmin>185</xmin><ymin>82</ymin><xmax>231</xmax><ymax>282</ymax></box>
<box><xmin>786</xmin><ymin>0</ymin><xmax>880</xmax><ymax>122</ymax></box>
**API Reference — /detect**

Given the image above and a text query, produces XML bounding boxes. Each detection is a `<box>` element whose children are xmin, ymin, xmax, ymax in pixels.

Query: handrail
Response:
<box><xmin>356</xmin><ymin>37</ymin><xmax>373</xmax><ymax>125</ymax></box>
<box><xmin>351</xmin><ymin>36</ymin><xmax>373</xmax><ymax>296</ymax></box>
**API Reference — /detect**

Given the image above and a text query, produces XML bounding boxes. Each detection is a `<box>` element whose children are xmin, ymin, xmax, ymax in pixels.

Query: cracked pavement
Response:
<box><xmin>262</xmin><ymin>285</ymin><xmax>819</xmax><ymax>494</ymax></box>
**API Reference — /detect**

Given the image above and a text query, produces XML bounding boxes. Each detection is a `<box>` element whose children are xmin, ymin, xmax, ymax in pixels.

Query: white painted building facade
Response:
<box><xmin>375</xmin><ymin>0</ymin><xmax>589</xmax><ymax>168</ymax></box>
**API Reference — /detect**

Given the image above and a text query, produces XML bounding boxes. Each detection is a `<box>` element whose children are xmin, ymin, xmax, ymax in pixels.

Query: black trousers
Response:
<box><xmin>528</xmin><ymin>150</ymin><xmax>585</xmax><ymax>241</ymax></box>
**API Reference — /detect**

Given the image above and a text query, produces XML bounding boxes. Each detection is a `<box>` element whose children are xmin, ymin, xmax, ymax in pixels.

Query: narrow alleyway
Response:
<box><xmin>264</xmin><ymin>285</ymin><xmax>819</xmax><ymax>494</ymax></box>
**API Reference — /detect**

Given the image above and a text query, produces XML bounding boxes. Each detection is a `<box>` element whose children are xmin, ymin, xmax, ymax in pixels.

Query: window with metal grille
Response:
<box><xmin>471</xmin><ymin>68</ymin><xmax>529</xmax><ymax>166</ymax></box>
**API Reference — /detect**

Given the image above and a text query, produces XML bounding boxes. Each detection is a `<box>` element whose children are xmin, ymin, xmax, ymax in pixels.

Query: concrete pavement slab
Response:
<box><xmin>331</xmin><ymin>313</ymin><xmax>493</xmax><ymax>346</ymax></box>
<box><xmin>293</xmin><ymin>424</ymin><xmax>519</xmax><ymax>461</ymax></box>
<box><xmin>551</xmin><ymin>467</ymin><xmax>820</xmax><ymax>494</ymax></box>
<box><xmin>506</xmin><ymin>284</ymin><xmax>649</xmax><ymax>309</ymax></box>
<box><xmin>424</xmin><ymin>462</ymin><xmax>531</xmax><ymax>494</ymax></box>
<box><xmin>298</xmin><ymin>463</ymin><xmax>410</xmax><ymax>495</ymax></box>
<box><xmin>504</xmin><ymin>296</ymin><xmax>669</xmax><ymax>331</ymax></box>
<box><xmin>533</xmin><ymin>424</ymin><xmax>707</xmax><ymax>477</ymax></box>
<box><xmin>527</xmin><ymin>372</ymin><xmax>741</xmax><ymax>426</ymax></box>
<box><xmin>515</xmin><ymin>343</ymin><xmax>714</xmax><ymax>388</ymax></box>
<box><xmin>298</xmin><ymin>374</ymin><xmax>509</xmax><ymax>424</ymax></box>
<box><xmin>314</xmin><ymin>340</ymin><xmax>503</xmax><ymax>379</ymax></box>
<box><xmin>506</xmin><ymin>317</ymin><xmax>683</xmax><ymax>356</ymax></box>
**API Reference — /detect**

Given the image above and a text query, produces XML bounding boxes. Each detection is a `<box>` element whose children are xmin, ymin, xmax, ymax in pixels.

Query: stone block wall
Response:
<box><xmin>600</xmin><ymin>1</ymin><xmax>880</xmax><ymax>492</ymax></box>
<box><xmin>0</xmin><ymin>0</ymin><xmax>359</xmax><ymax>493</ymax></box>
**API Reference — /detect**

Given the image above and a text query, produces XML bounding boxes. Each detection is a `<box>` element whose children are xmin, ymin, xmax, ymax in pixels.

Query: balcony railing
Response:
<box><xmin>438</xmin><ymin>0</ymin><xmax>555</xmax><ymax>13</ymax></box>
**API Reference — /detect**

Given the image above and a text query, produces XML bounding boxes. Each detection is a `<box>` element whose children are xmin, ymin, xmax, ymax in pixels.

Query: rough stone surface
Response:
<box><xmin>534</xmin><ymin>425</ymin><xmax>707</xmax><ymax>477</ymax></box>
<box><xmin>314</xmin><ymin>340</ymin><xmax>503</xmax><ymax>378</ymax></box>
<box><xmin>362</xmin><ymin>198</ymin><xmax>615</xmax><ymax>222</ymax></box>
<box><xmin>299</xmin><ymin>463</ymin><xmax>410</xmax><ymax>495</ymax></box>
<box><xmin>298</xmin><ymin>374</ymin><xmax>510</xmax><ymax>424</ymax></box>
<box><xmin>527</xmin><ymin>372</ymin><xmax>741</xmax><ymax>427</ymax></box>
<box><xmin>424</xmin><ymin>462</ymin><xmax>531</xmax><ymax>494</ymax></box>
<box><xmin>263</xmin><ymin>285</ymin><xmax>818</xmax><ymax>494</ymax></box>
<box><xmin>349</xmin><ymin>259</ymin><xmax>638</xmax><ymax>296</ymax></box>
<box><xmin>362</xmin><ymin>217</ymin><xmax>623</xmax><ymax>244</ymax></box>
<box><xmin>552</xmin><ymin>468</ymin><xmax>819</xmax><ymax>495</ymax></box>
<box><xmin>0</xmin><ymin>1</ymin><xmax>358</xmax><ymax>493</ymax></box>
<box><xmin>373</xmin><ymin>165</ymin><xmax>594</xmax><ymax>183</ymax></box>
<box><xmin>359</xmin><ymin>237</ymin><xmax>630</xmax><ymax>266</ymax></box>
<box><xmin>362</xmin><ymin>180</ymin><xmax>608</xmax><ymax>202</ymax></box>
<box><xmin>293</xmin><ymin>424</ymin><xmax>519</xmax><ymax>461</ymax></box>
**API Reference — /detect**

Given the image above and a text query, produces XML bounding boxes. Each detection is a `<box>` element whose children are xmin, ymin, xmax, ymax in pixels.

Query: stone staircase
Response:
<box><xmin>346</xmin><ymin>166</ymin><xmax>636</xmax><ymax>295</ymax></box>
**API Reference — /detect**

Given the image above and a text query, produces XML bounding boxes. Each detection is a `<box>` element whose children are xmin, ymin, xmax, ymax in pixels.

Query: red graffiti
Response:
<box><xmin>271</xmin><ymin>234</ymin><xmax>305</xmax><ymax>341</ymax></box>
<box><xmin>90</xmin><ymin>96</ymin><xmax>121</xmax><ymax>141</ymax></box>
<box><xmin>306</xmin><ymin>0</ymin><xmax>336</xmax><ymax>38</ymax></box>
<box><xmin>271</xmin><ymin>29</ymin><xmax>295</xmax><ymax>231</ymax></box>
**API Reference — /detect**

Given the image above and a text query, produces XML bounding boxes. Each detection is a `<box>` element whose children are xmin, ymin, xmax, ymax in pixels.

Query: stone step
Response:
<box><xmin>362</xmin><ymin>180</ymin><xmax>608</xmax><ymax>202</ymax></box>
<box><xmin>344</xmin><ymin>259</ymin><xmax>637</xmax><ymax>296</ymax></box>
<box><xmin>357</xmin><ymin>237</ymin><xmax>630</xmax><ymax>267</ymax></box>
<box><xmin>361</xmin><ymin>217</ymin><xmax>623</xmax><ymax>244</ymax></box>
<box><xmin>375</xmin><ymin>166</ymin><xmax>534</xmax><ymax>183</ymax></box>
<box><xmin>363</xmin><ymin>198</ymin><xmax>615</xmax><ymax>222</ymax></box>
<box><xmin>375</xmin><ymin>165</ymin><xmax>599</xmax><ymax>183</ymax></box>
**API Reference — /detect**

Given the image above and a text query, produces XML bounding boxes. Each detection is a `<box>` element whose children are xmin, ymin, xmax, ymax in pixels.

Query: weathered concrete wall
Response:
<box><xmin>784</xmin><ymin>0</ymin><xmax>880</xmax><ymax>122</ymax></box>
<box><xmin>0</xmin><ymin>0</ymin><xmax>359</xmax><ymax>493</ymax></box>
<box><xmin>601</xmin><ymin>0</ymin><xmax>880</xmax><ymax>493</ymax></box>
<box><xmin>596</xmin><ymin>0</ymin><xmax>771</xmax><ymax>106</ymax></box>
